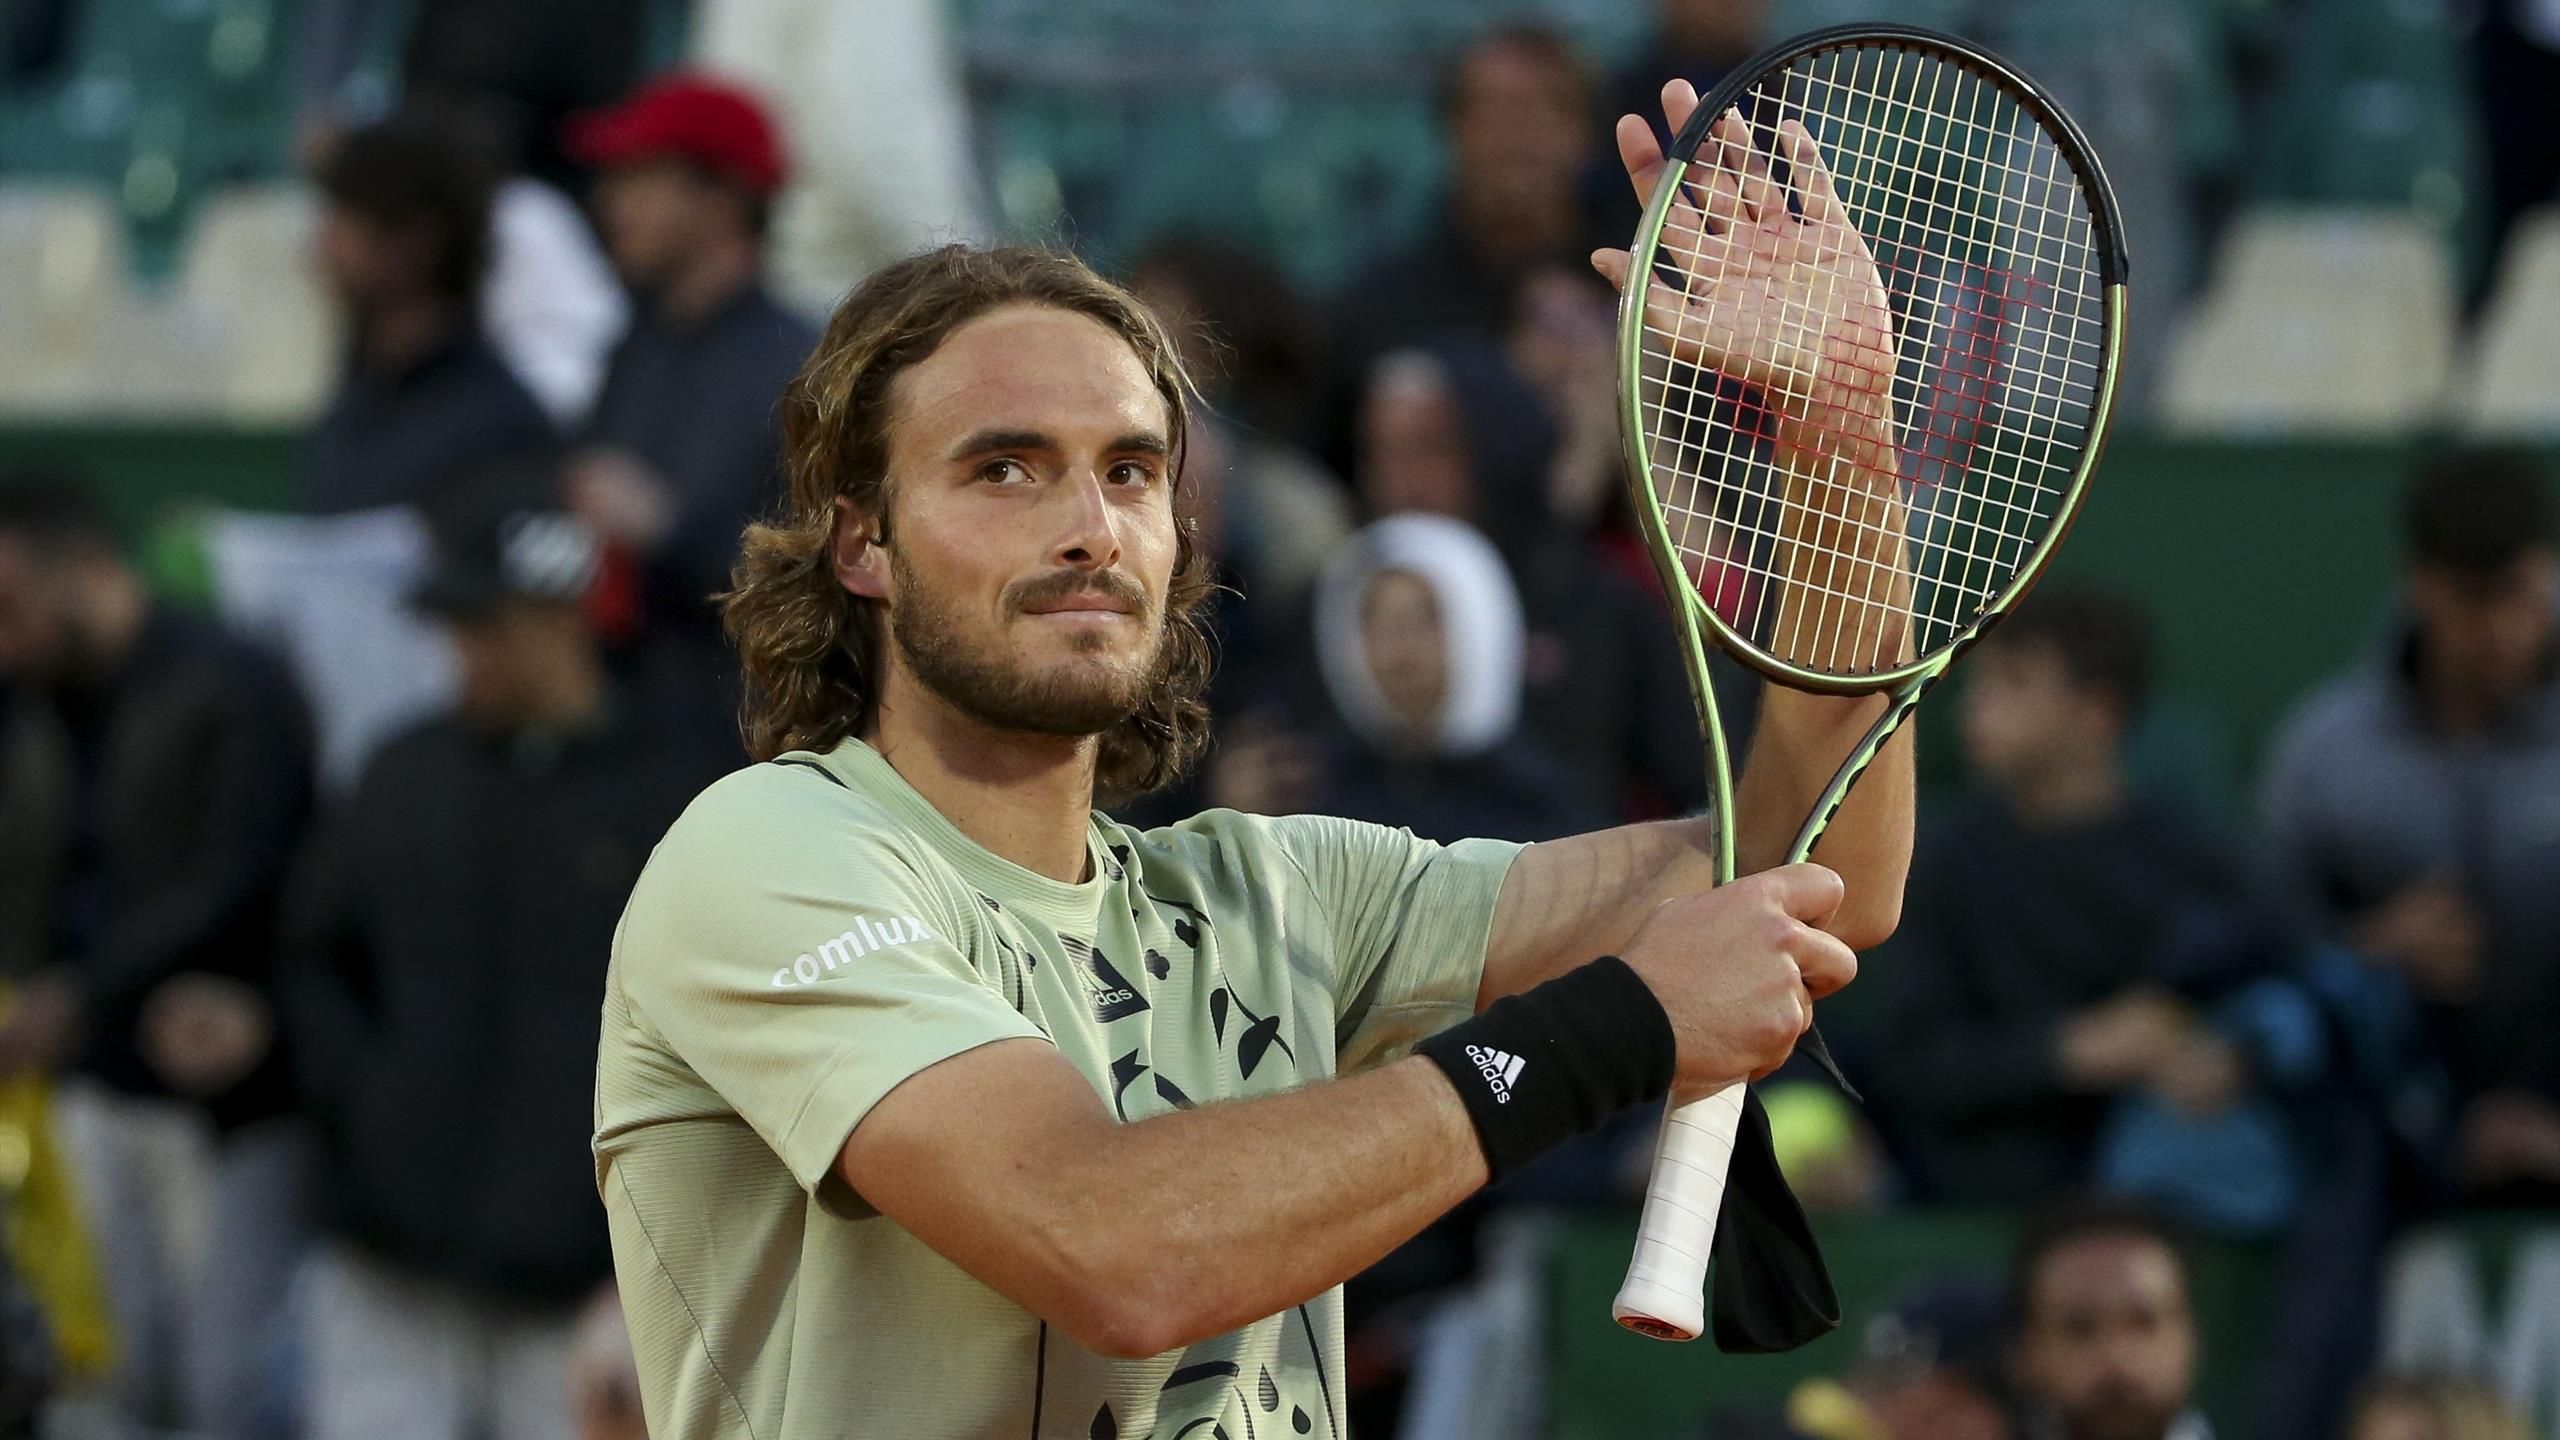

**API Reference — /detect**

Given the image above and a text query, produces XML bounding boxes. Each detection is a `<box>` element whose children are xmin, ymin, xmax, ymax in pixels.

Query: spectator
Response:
<box><xmin>415</xmin><ymin>95</ymin><xmax>629</xmax><ymax>430</ymax></box>
<box><xmin>0</xmin><ymin>480</ymin><xmax>316</xmax><ymax>1440</ymax></box>
<box><xmin>2008</xmin><ymin>1197</ymin><xmax>2211</xmax><ymax>1440</ymax></box>
<box><xmin>1323</xmin><ymin>24</ymin><xmax>1605</xmax><ymax>473</ymax></box>
<box><xmin>692</xmin><ymin>0</ymin><xmax>990</xmax><ymax>314</ymax></box>
<box><xmin>1309</xmin><ymin>514</ymin><xmax>1604</xmax><ymax>845</ymax></box>
<box><xmin>293</xmin><ymin>0</ymin><xmax>649</xmax><ymax>195</ymax></box>
<box><xmin>301</xmin><ymin>115</ymin><xmax>558</xmax><ymax>518</ymax></box>
<box><xmin>1356</xmin><ymin>339</ymin><xmax>1715</xmax><ymax>819</ymax></box>
<box><xmin>280</xmin><ymin>503</ymin><xmax>723</xmax><ymax>1440</ymax></box>
<box><xmin>2344</xmin><ymin>1374</ymin><xmax>2537</xmax><ymax>1440</ymax></box>
<box><xmin>1129</xmin><ymin>234</ymin><xmax>1351</xmax><ymax>609</ymax></box>
<box><xmin>1854</xmin><ymin>588</ymin><xmax>2275</xmax><ymax>1210</ymax></box>
<box><xmin>2259</xmin><ymin>448</ymin><xmax>2560</xmax><ymax>1203</ymax></box>
<box><xmin>562</xmin><ymin>73</ymin><xmax>819</xmax><ymax>737</ymax></box>
<box><xmin>1586</xmin><ymin>0</ymin><xmax>1771</xmax><ymax>244</ymax></box>
<box><xmin>1843</xmin><ymin>1277</ymin><xmax>2016</xmax><ymax>1440</ymax></box>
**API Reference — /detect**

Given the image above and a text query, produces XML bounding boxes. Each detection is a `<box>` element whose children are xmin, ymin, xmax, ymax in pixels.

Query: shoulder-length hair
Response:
<box><xmin>722</xmin><ymin>245</ymin><xmax>1215</xmax><ymax>804</ymax></box>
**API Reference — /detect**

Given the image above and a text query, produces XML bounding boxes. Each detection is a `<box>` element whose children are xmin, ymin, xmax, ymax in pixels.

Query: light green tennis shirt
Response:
<box><xmin>593</xmin><ymin>737</ymin><xmax>1522</xmax><ymax>1440</ymax></box>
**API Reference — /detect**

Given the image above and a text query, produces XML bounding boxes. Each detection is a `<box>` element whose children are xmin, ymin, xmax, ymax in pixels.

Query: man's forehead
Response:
<box><xmin>2034</xmin><ymin>1235</ymin><xmax>2183</xmax><ymax>1305</ymax></box>
<box><xmin>888</xmin><ymin>305</ymin><xmax>1170</xmax><ymax>453</ymax></box>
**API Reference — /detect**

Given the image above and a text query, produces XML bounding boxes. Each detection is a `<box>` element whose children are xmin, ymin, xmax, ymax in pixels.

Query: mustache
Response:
<box><xmin>1006</xmin><ymin>568</ymin><xmax>1151</xmax><ymax>617</ymax></box>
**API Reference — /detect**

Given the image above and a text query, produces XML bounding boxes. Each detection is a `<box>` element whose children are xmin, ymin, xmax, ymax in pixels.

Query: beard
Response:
<box><xmin>886</xmin><ymin>557</ymin><xmax>1170</xmax><ymax>738</ymax></box>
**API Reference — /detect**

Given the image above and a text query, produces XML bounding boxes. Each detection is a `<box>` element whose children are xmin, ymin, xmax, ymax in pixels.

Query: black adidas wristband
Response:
<box><xmin>1415</xmin><ymin>955</ymin><xmax>1677</xmax><ymax>1186</ymax></box>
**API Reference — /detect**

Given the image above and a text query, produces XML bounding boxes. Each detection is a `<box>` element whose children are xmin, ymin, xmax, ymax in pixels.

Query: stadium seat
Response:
<box><xmin>177</xmin><ymin>184</ymin><xmax>339</xmax><ymax>421</ymax></box>
<box><xmin>0</xmin><ymin>184</ymin><xmax>123</xmax><ymax>414</ymax></box>
<box><xmin>2457</xmin><ymin>206</ymin><xmax>2560</xmax><ymax>438</ymax></box>
<box><xmin>2158</xmin><ymin>209</ymin><xmax>2455</xmax><ymax>436</ymax></box>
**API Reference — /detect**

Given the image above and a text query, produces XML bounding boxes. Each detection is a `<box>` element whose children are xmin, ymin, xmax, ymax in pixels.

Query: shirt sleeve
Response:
<box><xmin>1261</xmin><ymin>814</ymin><xmax>1524</xmax><ymax>1072</ymax></box>
<box><xmin>611</xmin><ymin>769</ymin><xmax>1045</xmax><ymax>1193</ymax></box>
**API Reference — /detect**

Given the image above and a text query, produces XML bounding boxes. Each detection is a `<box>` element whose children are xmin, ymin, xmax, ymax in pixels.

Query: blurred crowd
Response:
<box><xmin>0</xmin><ymin>3</ymin><xmax>2557</xmax><ymax>1440</ymax></box>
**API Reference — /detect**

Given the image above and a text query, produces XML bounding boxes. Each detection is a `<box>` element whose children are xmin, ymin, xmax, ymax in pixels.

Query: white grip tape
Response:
<box><xmin>1610</xmin><ymin>1082</ymin><xmax>1746</xmax><ymax>1342</ymax></box>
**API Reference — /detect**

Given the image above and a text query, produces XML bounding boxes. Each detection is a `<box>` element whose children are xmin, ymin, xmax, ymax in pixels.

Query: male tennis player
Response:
<box><xmin>594</xmin><ymin>79</ymin><xmax>1911</xmax><ymax>1440</ymax></box>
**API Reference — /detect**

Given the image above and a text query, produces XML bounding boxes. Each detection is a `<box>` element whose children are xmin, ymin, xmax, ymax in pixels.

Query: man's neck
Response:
<box><xmin>867</xmin><ymin>677</ymin><xmax>1101</xmax><ymax>885</ymax></box>
<box><xmin>655</xmin><ymin>239</ymin><xmax>761</xmax><ymax>330</ymax></box>
<box><xmin>357</xmin><ymin>295</ymin><xmax>461</xmax><ymax>376</ymax></box>
<box><xmin>2005</xmin><ymin>755</ymin><xmax>2127</xmax><ymax>831</ymax></box>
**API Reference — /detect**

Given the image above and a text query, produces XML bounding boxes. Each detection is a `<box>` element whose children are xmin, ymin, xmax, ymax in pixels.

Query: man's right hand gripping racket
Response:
<box><xmin>1597</xmin><ymin>25</ymin><xmax>2131</xmax><ymax>1345</ymax></box>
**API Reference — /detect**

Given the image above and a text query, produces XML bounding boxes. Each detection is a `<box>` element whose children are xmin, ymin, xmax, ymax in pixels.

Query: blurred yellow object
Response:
<box><xmin>1787</xmin><ymin>1377</ymin><xmax>1884</xmax><ymax>1440</ymax></box>
<box><xmin>0</xmin><ymin>1061</ymin><xmax>116</xmax><ymax>1381</ymax></box>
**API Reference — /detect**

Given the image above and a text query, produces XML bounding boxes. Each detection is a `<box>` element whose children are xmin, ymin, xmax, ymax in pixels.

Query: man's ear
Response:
<box><xmin>830</xmin><ymin>495</ymin><xmax>890</xmax><ymax>601</ymax></box>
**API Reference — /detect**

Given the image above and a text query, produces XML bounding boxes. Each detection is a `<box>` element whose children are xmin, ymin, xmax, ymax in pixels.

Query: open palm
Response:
<box><xmin>1595</xmin><ymin>85</ymin><xmax>1897</xmax><ymax>444</ymax></box>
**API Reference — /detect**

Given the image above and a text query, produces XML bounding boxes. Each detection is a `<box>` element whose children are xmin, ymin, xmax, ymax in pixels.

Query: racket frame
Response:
<box><xmin>1608</xmin><ymin>22</ymin><xmax>2131</xmax><ymax>1342</ymax></box>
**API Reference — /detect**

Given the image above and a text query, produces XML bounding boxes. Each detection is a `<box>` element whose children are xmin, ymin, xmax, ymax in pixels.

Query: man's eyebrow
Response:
<box><xmin>945</xmin><ymin>428</ymin><xmax>1059</xmax><ymax>462</ymax></box>
<box><xmin>1108</xmin><ymin>432</ymin><xmax>1172</xmax><ymax>458</ymax></box>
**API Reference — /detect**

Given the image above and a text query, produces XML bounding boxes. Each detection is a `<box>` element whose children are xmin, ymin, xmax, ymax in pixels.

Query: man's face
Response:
<box><xmin>1958</xmin><ymin>641</ymin><xmax>2115</xmax><ymax>794</ymax></box>
<box><xmin>447</xmin><ymin>609</ymin><xmax>534</xmax><ymax>731</ymax></box>
<box><xmin>0</xmin><ymin>536</ymin><xmax>76</xmax><ymax>681</ymax></box>
<box><xmin>315</xmin><ymin>205</ymin><xmax>423</xmax><ymax>315</ymax></box>
<box><xmin>2409</xmin><ymin>549</ymin><xmax>2558</xmax><ymax>710</ymax></box>
<box><xmin>860</xmin><ymin>305</ymin><xmax>1180</xmax><ymax>739</ymax></box>
<box><xmin>1358</xmin><ymin>365</ymin><xmax>1474</xmax><ymax>522</ymax></box>
<box><xmin>1360</xmin><ymin>569</ymin><xmax>1450</xmax><ymax>742</ymax></box>
<box><xmin>2014</xmin><ymin>1235</ymin><xmax>2197</xmax><ymax>1440</ymax></box>
<box><xmin>593</xmin><ymin>159</ymin><xmax>722</xmax><ymax>294</ymax></box>
<box><xmin>1447</xmin><ymin>42</ymin><xmax>1589</xmax><ymax>225</ymax></box>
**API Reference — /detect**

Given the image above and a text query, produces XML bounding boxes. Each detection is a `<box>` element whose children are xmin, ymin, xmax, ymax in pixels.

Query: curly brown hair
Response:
<box><xmin>723</xmin><ymin>244</ymin><xmax>1216</xmax><ymax>804</ymax></box>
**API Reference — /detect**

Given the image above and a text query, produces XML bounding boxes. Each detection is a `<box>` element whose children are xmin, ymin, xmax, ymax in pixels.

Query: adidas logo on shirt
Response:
<box><xmin>1465</xmin><ymin>1044</ymin><xmax>1526</xmax><ymax>1105</ymax></box>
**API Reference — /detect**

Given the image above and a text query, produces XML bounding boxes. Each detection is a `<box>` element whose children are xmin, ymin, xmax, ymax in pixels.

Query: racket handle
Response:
<box><xmin>1610</xmin><ymin>1081</ymin><xmax>1746</xmax><ymax>1342</ymax></box>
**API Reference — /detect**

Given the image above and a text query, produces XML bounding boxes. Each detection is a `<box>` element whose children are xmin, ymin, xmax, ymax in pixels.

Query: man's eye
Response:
<box><xmin>1108</xmin><ymin>461</ymin><xmax>1159</xmax><ymax>487</ymax></box>
<box><xmin>979</xmin><ymin>459</ymin><xmax>1029</xmax><ymax>484</ymax></box>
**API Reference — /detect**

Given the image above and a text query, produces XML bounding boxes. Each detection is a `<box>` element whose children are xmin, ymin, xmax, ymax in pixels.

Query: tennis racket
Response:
<box><xmin>1605</xmin><ymin>24</ymin><xmax>2130</xmax><ymax>1342</ymax></box>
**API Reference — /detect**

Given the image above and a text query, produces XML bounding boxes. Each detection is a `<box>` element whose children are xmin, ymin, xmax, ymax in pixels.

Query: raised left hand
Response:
<box><xmin>1590</xmin><ymin>82</ymin><xmax>1897</xmax><ymax>453</ymax></box>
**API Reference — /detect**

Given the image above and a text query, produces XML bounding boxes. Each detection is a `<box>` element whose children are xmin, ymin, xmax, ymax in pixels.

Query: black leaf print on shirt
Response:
<box><xmin>1292</xmin><ymin>1407</ymin><xmax>1311</xmax><ymax>1433</ymax></box>
<box><xmin>1258</xmin><ymin>1368</ymin><xmax>1279</xmax><ymax>1412</ymax></box>
<box><xmin>1239</xmin><ymin>1015</ymin><xmax>1287</xmax><ymax>1080</ymax></box>
<box><xmin>1172</xmin><ymin>915</ymin><xmax>1201</xmax><ymax>950</ymax></box>
<box><xmin>1091</xmin><ymin>1403</ymin><xmax>1116</xmax><ymax>1440</ymax></box>
<box><xmin>1225</xmin><ymin>992</ymin><xmax>1296</xmax><ymax>1077</ymax></box>
<box><xmin>1209</xmin><ymin>988</ymin><xmax>1230</xmax><ymax>1042</ymax></box>
<box><xmin>1162</xmin><ymin>1363</ymin><xmax>1238</xmax><ymax>1390</ymax></box>
<box><xmin>1109</xmin><ymin>1050</ymin><xmax>1149</xmax><ymax>1122</ymax></box>
<box><xmin>1155</xmin><ymin>1073</ymin><xmax>1195</xmax><ymax>1109</ymax></box>
<box><xmin>1145</xmin><ymin>948</ymin><xmax>1171</xmax><ymax>980</ymax></box>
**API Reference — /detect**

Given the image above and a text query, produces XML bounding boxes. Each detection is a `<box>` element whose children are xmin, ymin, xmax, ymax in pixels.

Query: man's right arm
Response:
<box><xmin>839</xmin><ymin>1038</ymin><xmax>1485</xmax><ymax>1359</ymax></box>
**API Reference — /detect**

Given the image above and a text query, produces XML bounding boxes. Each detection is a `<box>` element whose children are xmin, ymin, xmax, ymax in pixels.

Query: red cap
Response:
<box><xmin>565</xmin><ymin>73</ymin><xmax>787</xmax><ymax>196</ymax></box>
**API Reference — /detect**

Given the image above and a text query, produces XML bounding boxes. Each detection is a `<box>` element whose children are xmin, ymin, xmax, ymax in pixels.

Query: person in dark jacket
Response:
<box><xmin>301</xmin><ymin>115</ymin><xmax>559</xmax><ymax>519</ymax></box>
<box><xmin>1852</xmin><ymin>589</ymin><xmax>2271</xmax><ymax>1206</ymax></box>
<box><xmin>560</xmin><ymin>74</ymin><xmax>820</xmax><ymax>745</ymax></box>
<box><xmin>281</xmin><ymin>502</ymin><xmax>723</xmax><ymax>1440</ymax></box>
<box><xmin>2259</xmin><ymin>448</ymin><xmax>2560</xmax><ymax>1204</ymax></box>
<box><xmin>1321</xmin><ymin>24</ymin><xmax>1608</xmax><ymax>477</ymax></box>
<box><xmin>0</xmin><ymin>478</ymin><xmax>316</xmax><ymax>1440</ymax></box>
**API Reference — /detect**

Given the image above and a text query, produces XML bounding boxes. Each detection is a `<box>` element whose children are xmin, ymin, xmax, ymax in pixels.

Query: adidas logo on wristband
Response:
<box><xmin>1465</xmin><ymin>1044</ymin><xmax>1528</xmax><ymax>1105</ymax></box>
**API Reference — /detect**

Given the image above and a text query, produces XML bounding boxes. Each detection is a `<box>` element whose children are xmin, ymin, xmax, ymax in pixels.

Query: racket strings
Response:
<box><xmin>1639</xmin><ymin>41</ymin><xmax>2105</xmax><ymax>678</ymax></box>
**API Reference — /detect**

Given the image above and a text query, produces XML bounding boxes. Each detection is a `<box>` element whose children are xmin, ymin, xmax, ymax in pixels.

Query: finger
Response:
<box><xmin>1794</xmin><ymin>930</ymin><xmax>1859</xmax><ymax>1000</ymax></box>
<box><xmin>1698</xmin><ymin>112</ymin><xmax>1752</xmax><ymax>234</ymax></box>
<box><xmin>1776</xmin><ymin>117</ymin><xmax>1841</xmax><ymax>227</ymax></box>
<box><xmin>1764</xmin><ymin>861</ymin><xmax>1847</xmax><ymax>927</ymax></box>
<box><xmin>1659</xmin><ymin>77</ymin><xmax>1701</xmax><ymax>142</ymax></box>
<box><xmin>1724</xmin><ymin>110</ymin><xmax>1784</xmax><ymax>223</ymax></box>
<box><xmin>1615</xmin><ymin>112</ymin><xmax>1670</xmax><ymax>209</ymax></box>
